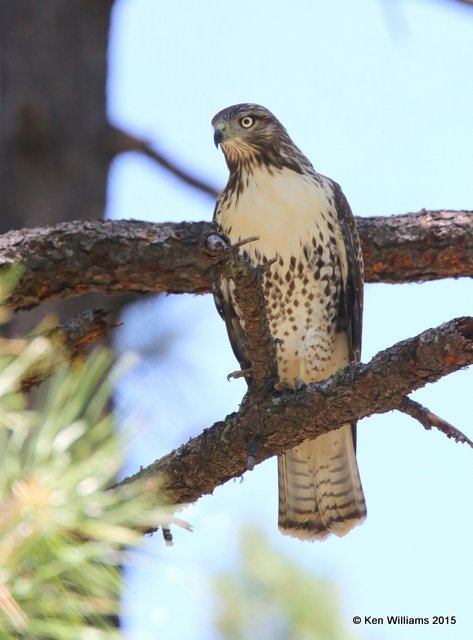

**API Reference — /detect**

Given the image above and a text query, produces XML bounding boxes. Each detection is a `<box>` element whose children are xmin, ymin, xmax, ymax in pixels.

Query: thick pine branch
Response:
<box><xmin>0</xmin><ymin>211</ymin><xmax>471</xmax><ymax>311</ymax></box>
<box><xmin>0</xmin><ymin>220</ymin><xmax>212</xmax><ymax>311</ymax></box>
<box><xmin>118</xmin><ymin>317</ymin><xmax>473</xmax><ymax>508</ymax></box>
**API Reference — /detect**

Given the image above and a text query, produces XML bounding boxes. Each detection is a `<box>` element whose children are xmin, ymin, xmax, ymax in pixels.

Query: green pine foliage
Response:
<box><xmin>0</xmin><ymin>271</ymin><xmax>186</xmax><ymax>639</ymax></box>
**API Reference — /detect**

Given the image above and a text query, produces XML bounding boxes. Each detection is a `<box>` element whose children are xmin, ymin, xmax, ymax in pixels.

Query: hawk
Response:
<box><xmin>211</xmin><ymin>103</ymin><xmax>366</xmax><ymax>540</ymax></box>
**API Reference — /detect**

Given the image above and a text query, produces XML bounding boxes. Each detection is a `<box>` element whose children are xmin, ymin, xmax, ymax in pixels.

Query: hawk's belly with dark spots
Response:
<box><xmin>215</xmin><ymin>166</ymin><xmax>345</xmax><ymax>386</ymax></box>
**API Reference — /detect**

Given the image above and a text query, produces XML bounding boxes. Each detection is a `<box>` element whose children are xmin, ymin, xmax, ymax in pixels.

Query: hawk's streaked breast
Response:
<box><xmin>216</xmin><ymin>164</ymin><xmax>347</xmax><ymax>384</ymax></box>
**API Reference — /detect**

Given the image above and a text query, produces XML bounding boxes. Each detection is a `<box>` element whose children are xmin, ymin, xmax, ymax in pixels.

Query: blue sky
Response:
<box><xmin>107</xmin><ymin>1</ymin><xmax>473</xmax><ymax>638</ymax></box>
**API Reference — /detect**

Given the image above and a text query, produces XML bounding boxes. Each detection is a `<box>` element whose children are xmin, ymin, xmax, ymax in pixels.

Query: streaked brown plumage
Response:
<box><xmin>212</xmin><ymin>103</ymin><xmax>366</xmax><ymax>540</ymax></box>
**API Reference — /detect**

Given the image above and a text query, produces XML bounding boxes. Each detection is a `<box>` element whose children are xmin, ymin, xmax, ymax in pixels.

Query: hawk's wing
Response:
<box><xmin>213</xmin><ymin>277</ymin><xmax>251</xmax><ymax>371</ymax></box>
<box><xmin>212</xmin><ymin>198</ymin><xmax>251</xmax><ymax>372</ymax></box>
<box><xmin>330</xmin><ymin>179</ymin><xmax>364</xmax><ymax>363</ymax></box>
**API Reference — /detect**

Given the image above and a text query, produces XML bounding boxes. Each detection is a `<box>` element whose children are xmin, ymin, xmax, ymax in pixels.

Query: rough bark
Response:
<box><xmin>0</xmin><ymin>220</ymin><xmax>211</xmax><ymax>311</ymax></box>
<box><xmin>1</xmin><ymin>210</ymin><xmax>471</xmax><ymax>312</ymax></box>
<box><xmin>117</xmin><ymin>317</ymin><xmax>473</xmax><ymax>508</ymax></box>
<box><xmin>357</xmin><ymin>210</ymin><xmax>473</xmax><ymax>283</ymax></box>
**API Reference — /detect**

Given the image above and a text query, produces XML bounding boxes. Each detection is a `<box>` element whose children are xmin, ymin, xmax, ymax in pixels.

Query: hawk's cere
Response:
<box><xmin>211</xmin><ymin>103</ymin><xmax>366</xmax><ymax>540</ymax></box>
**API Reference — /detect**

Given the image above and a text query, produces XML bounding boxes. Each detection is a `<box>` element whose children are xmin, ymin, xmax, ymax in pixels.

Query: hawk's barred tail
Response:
<box><xmin>278</xmin><ymin>424</ymin><xmax>366</xmax><ymax>540</ymax></box>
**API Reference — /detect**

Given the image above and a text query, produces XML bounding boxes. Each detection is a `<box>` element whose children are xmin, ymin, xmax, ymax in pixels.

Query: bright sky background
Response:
<box><xmin>107</xmin><ymin>1</ymin><xmax>473</xmax><ymax>638</ymax></box>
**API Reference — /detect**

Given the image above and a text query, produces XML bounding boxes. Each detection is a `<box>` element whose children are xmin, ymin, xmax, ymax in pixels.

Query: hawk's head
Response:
<box><xmin>211</xmin><ymin>103</ymin><xmax>314</xmax><ymax>178</ymax></box>
<box><xmin>211</xmin><ymin>103</ymin><xmax>295</xmax><ymax>172</ymax></box>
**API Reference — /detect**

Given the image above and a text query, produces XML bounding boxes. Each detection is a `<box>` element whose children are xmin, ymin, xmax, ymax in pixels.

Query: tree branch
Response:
<box><xmin>1</xmin><ymin>211</ymin><xmax>471</xmax><ymax>311</ymax></box>
<box><xmin>118</xmin><ymin>317</ymin><xmax>473</xmax><ymax>508</ymax></box>
<box><xmin>203</xmin><ymin>230</ymin><xmax>279</xmax><ymax>391</ymax></box>
<box><xmin>398</xmin><ymin>396</ymin><xmax>473</xmax><ymax>448</ymax></box>
<box><xmin>357</xmin><ymin>210</ymin><xmax>473</xmax><ymax>282</ymax></box>
<box><xmin>0</xmin><ymin>220</ymin><xmax>212</xmax><ymax>311</ymax></box>
<box><xmin>110</xmin><ymin>126</ymin><xmax>219</xmax><ymax>199</ymax></box>
<box><xmin>8</xmin><ymin>309</ymin><xmax>119</xmax><ymax>390</ymax></box>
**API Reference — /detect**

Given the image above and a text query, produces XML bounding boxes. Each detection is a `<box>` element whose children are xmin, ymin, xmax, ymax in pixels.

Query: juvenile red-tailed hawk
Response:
<box><xmin>212</xmin><ymin>103</ymin><xmax>366</xmax><ymax>540</ymax></box>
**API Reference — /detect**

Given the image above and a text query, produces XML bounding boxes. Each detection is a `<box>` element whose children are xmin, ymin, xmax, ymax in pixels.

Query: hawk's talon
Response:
<box><xmin>227</xmin><ymin>367</ymin><xmax>252</xmax><ymax>381</ymax></box>
<box><xmin>274</xmin><ymin>380</ymin><xmax>290</xmax><ymax>392</ymax></box>
<box><xmin>161</xmin><ymin>526</ymin><xmax>173</xmax><ymax>547</ymax></box>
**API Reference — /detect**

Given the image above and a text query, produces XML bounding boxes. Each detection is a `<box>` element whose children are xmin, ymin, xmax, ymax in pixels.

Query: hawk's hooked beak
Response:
<box><xmin>214</xmin><ymin>128</ymin><xmax>224</xmax><ymax>148</ymax></box>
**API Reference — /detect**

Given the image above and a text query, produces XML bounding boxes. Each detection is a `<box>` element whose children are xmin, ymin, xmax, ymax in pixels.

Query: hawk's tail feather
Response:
<box><xmin>278</xmin><ymin>447</ymin><xmax>329</xmax><ymax>540</ymax></box>
<box><xmin>278</xmin><ymin>424</ymin><xmax>366</xmax><ymax>541</ymax></box>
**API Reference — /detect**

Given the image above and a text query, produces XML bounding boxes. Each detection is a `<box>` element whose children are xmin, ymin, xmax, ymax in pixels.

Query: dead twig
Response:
<box><xmin>110</xmin><ymin>126</ymin><xmax>219</xmax><ymax>199</ymax></box>
<box><xmin>398</xmin><ymin>396</ymin><xmax>473</xmax><ymax>448</ymax></box>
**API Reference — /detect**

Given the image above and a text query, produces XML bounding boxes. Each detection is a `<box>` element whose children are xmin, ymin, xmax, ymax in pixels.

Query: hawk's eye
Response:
<box><xmin>240</xmin><ymin>116</ymin><xmax>254</xmax><ymax>129</ymax></box>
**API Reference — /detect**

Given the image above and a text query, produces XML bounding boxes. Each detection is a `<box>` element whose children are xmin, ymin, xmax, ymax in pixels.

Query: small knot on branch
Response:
<box><xmin>201</xmin><ymin>229</ymin><xmax>230</xmax><ymax>264</ymax></box>
<box><xmin>457</xmin><ymin>317</ymin><xmax>473</xmax><ymax>344</ymax></box>
<box><xmin>246</xmin><ymin>438</ymin><xmax>261</xmax><ymax>471</ymax></box>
